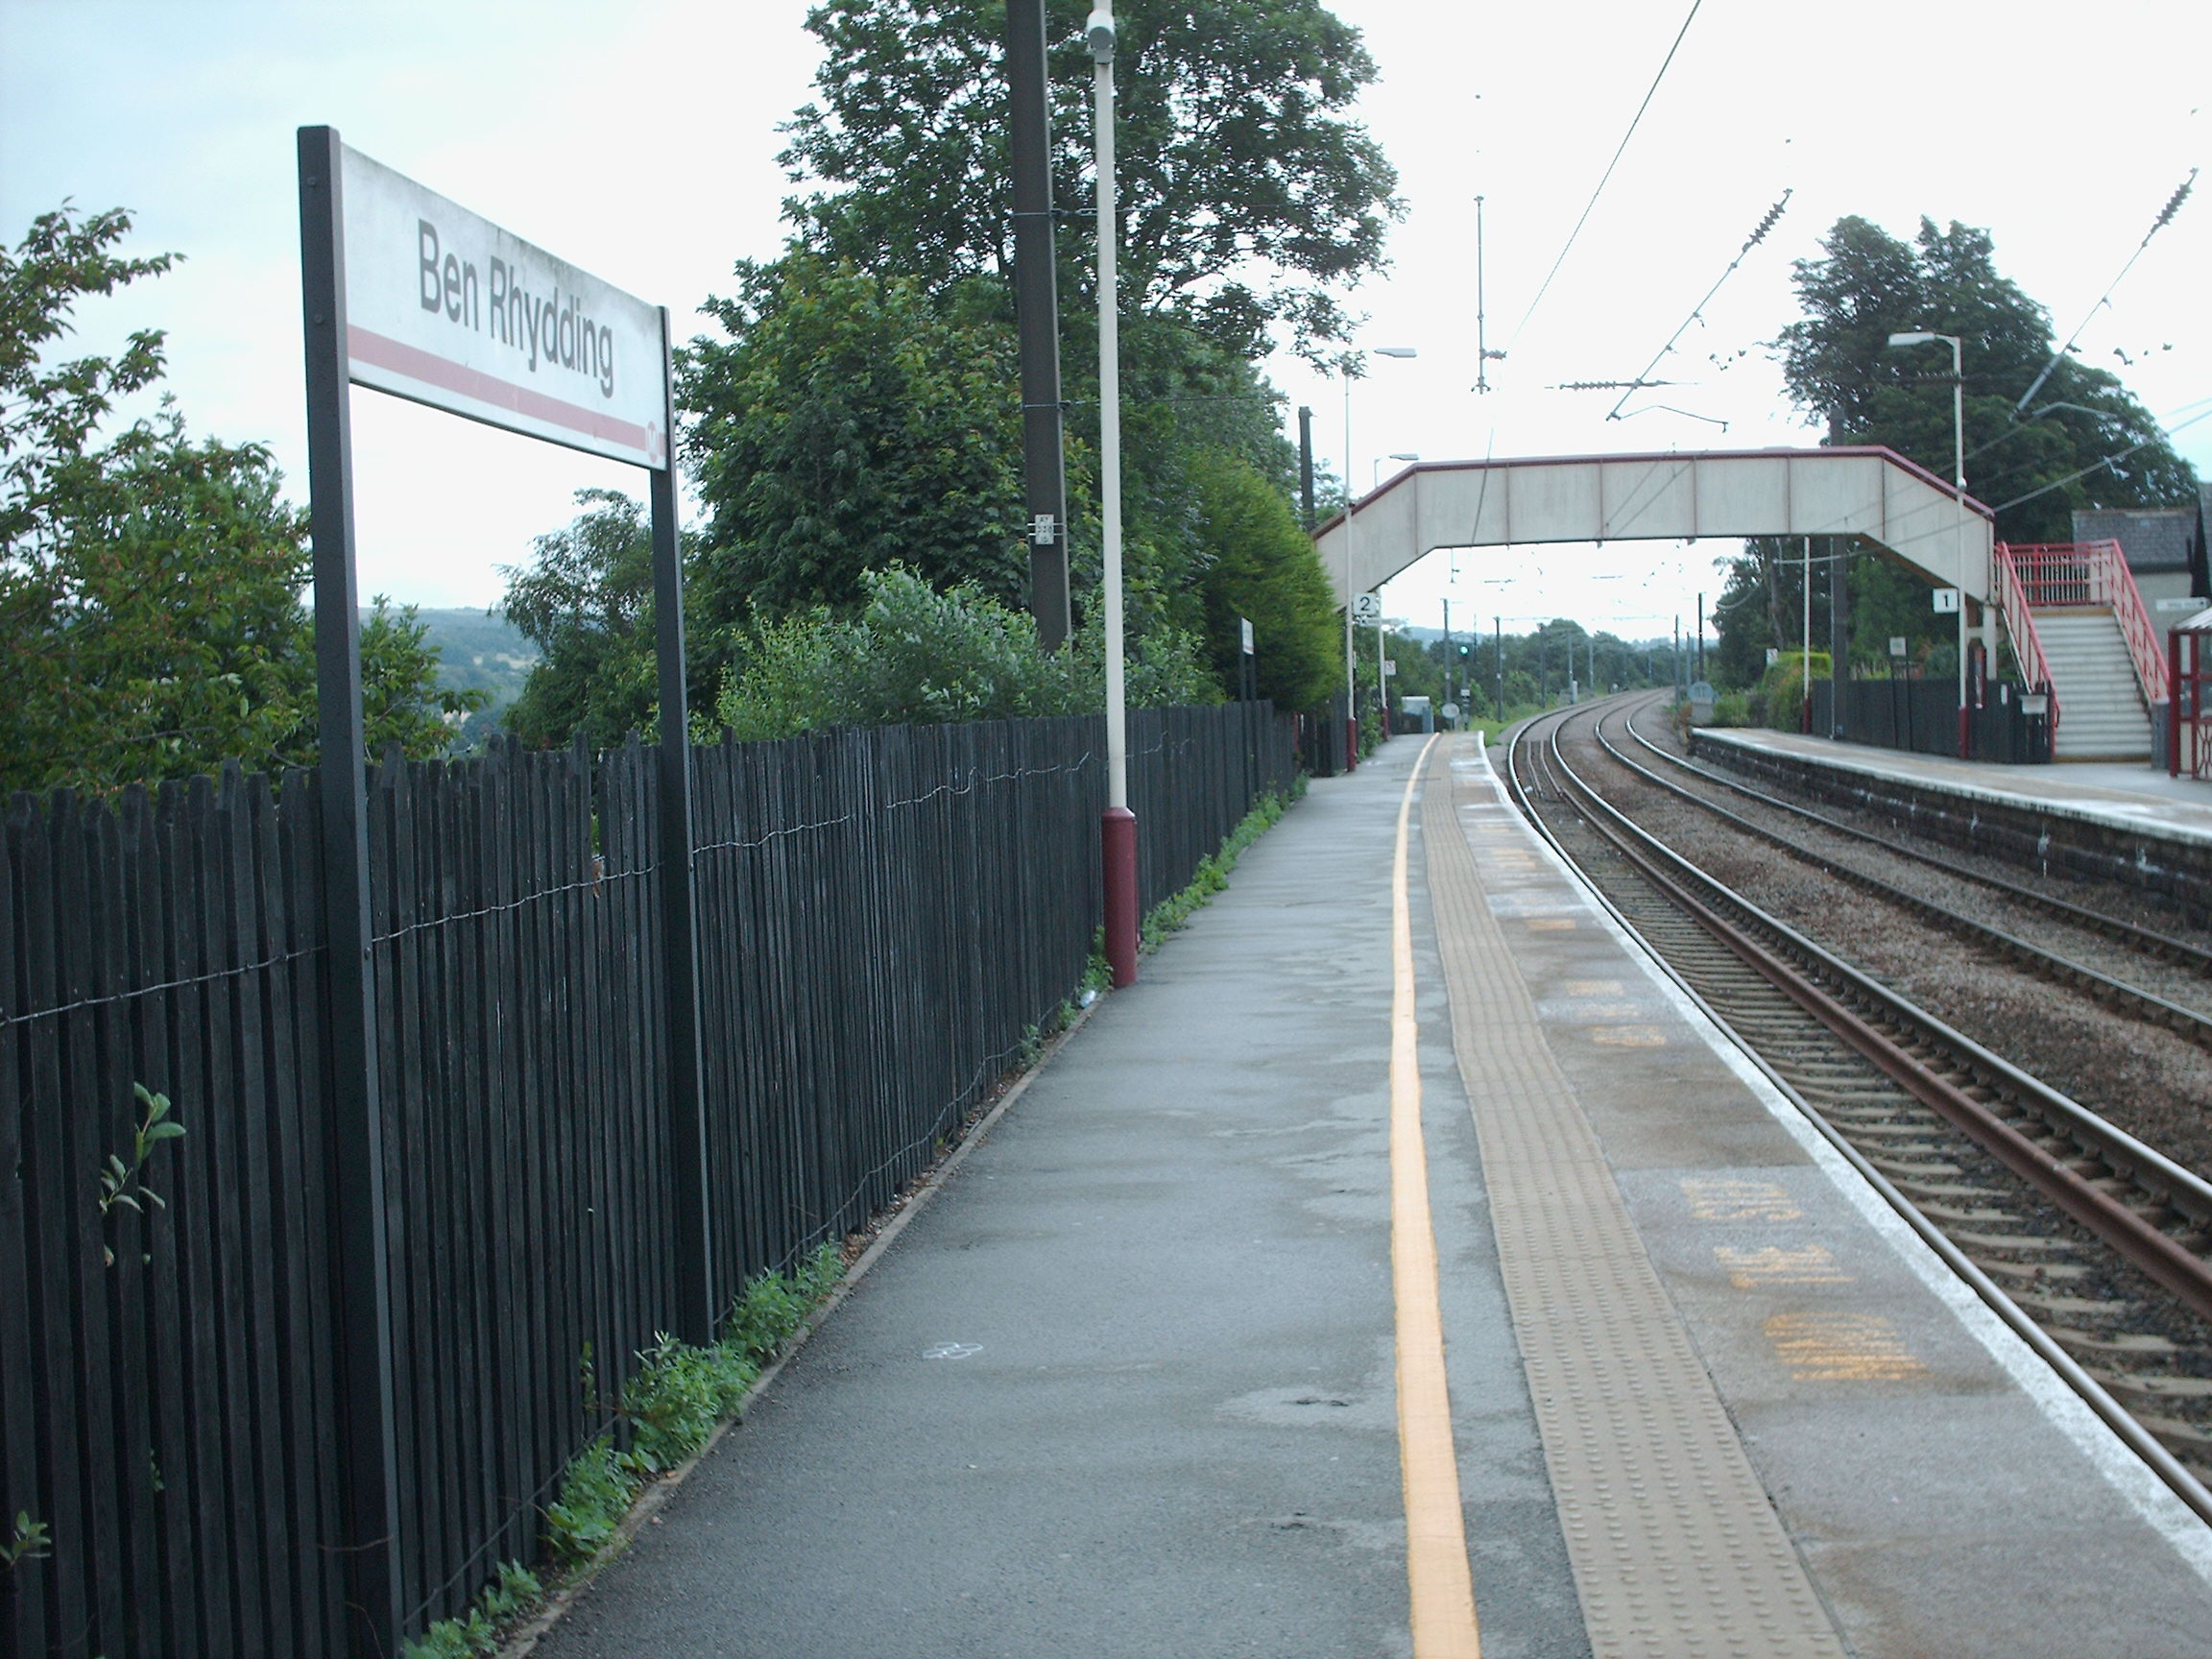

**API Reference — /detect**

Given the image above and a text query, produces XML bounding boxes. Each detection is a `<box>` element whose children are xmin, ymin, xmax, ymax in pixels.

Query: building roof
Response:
<box><xmin>2072</xmin><ymin>506</ymin><xmax>2201</xmax><ymax>573</ymax></box>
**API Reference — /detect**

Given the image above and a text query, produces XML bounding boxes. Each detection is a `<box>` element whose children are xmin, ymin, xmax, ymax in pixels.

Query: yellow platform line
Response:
<box><xmin>1391</xmin><ymin>735</ymin><xmax>1482</xmax><ymax>1659</ymax></box>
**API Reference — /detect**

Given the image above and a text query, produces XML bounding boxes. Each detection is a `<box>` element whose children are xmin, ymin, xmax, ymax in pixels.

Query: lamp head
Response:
<box><xmin>1372</xmin><ymin>346</ymin><xmax>1418</xmax><ymax>359</ymax></box>
<box><xmin>1886</xmin><ymin>331</ymin><xmax>1936</xmax><ymax>348</ymax></box>
<box><xmin>1086</xmin><ymin>6</ymin><xmax>1115</xmax><ymax>60</ymax></box>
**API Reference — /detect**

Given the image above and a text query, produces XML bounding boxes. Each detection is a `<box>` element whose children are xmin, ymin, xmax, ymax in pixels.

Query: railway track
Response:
<box><xmin>1607</xmin><ymin>696</ymin><xmax>2212</xmax><ymax>1038</ymax></box>
<box><xmin>1503</xmin><ymin>699</ymin><xmax>2212</xmax><ymax>1525</ymax></box>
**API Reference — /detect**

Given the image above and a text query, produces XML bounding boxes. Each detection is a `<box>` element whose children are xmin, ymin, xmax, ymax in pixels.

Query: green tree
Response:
<box><xmin>500</xmin><ymin>489</ymin><xmax>666</xmax><ymax>750</ymax></box>
<box><xmin>781</xmin><ymin>0</ymin><xmax>1402</xmax><ymax>360</ymax></box>
<box><xmin>1190</xmin><ymin>453</ymin><xmax>1338</xmax><ymax>709</ymax></box>
<box><xmin>1776</xmin><ymin>215</ymin><xmax>2197</xmax><ymax>541</ymax></box>
<box><xmin>0</xmin><ymin>204</ymin><xmax>474</xmax><ymax>796</ymax></box>
<box><xmin>681</xmin><ymin>254</ymin><xmax>1029</xmax><ymax>619</ymax></box>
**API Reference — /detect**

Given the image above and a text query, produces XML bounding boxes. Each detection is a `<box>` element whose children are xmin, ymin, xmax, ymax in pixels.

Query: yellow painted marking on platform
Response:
<box><xmin>1589</xmin><ymin>1025</ymin><xmax>1668</xmax><ymax>1047</ymax></box>
<box><xmin>1566</xmin><ymin>1003</ymin><xmax>1645</xmax><ymax>1022</ymax></box>
<box><xmin>1523</xmin><ymin>918</ymin><xmax>1577</xmax><ymax>932</ymax></box>
<box><xmin>1391</xmin><ymin>737</ymin><xmax>1483</xmax><ymax>1659</ymax></box>
<box><xmin>1682</xmin><ymin>1178</ymin><xmax>1802</xmax><ymax>1222</ymax></box>
<box><xmin>1717</xmin><ymin>1245</ymin><xmax>1854</xmax><ymax>1289</ymax></box>
<box><xmin>1765</xmin><ymin>1311</ymin><xmax>1928</xmax><ymax>1381</ymax></box>
<box><xmin>1565</xmin><ymin>979</ymin><xmax>1624</xmax><ymax>997</ymax></box>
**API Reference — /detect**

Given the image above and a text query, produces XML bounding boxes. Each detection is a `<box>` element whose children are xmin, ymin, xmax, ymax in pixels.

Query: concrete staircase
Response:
<box><xmin>2038</xmin><ymin>608</ymin><xmax>2152</xmax><ymax>759</ymax></box>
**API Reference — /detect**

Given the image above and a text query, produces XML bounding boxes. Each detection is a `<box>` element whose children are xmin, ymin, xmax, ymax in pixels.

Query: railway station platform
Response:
<box><xmin>1690</xmin><ymin>726</ymin><xmax>2212</xmax><ymax>847</ymax></box>
<box><xmin>526</xmin><ymin>732</ymin><xmax>2212</xmax><ymax>1659</ymax></box>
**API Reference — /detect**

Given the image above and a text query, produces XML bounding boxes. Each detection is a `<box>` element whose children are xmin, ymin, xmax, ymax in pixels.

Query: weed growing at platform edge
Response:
<box><xmin>402</xmin><ymin>1246</ymin><xmax>842</xmax><ymax>1659</ymax></box>
<box><xmin>1140</xmin><ymin>789</ymin><xmax>1288</xmax><ymax>952</ymax></box>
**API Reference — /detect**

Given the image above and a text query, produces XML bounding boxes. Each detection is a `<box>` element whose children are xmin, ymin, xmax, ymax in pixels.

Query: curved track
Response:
<box><xmin>1502</xmin><ymin>697</ymin><xmax>2212</xmax><ymax>1525</ymax></box>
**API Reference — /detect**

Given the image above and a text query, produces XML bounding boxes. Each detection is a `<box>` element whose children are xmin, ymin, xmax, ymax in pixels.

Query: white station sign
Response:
<box><xmin>339</xmin><ymin>144</ymin><xmax>667</xmax><ymax>470</ymax></box>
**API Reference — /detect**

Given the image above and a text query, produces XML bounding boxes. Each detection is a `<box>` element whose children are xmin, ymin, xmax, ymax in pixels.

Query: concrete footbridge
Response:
<box><xmin>1315</xmin><ymin>444</ymin><xmax>1997</xmax><ymax>626</ymax></box>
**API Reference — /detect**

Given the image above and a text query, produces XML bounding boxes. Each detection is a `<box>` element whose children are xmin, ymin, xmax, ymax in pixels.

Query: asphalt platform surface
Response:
<box><xmin>528</xmin><ymin>729</ymin><xmax>2212</xmax><ymax>1657</ymax></box>
<box><xmin>532</xmin><ymin>733</ymin><xmax>1587</xmax><ymax>1658</ymax></box>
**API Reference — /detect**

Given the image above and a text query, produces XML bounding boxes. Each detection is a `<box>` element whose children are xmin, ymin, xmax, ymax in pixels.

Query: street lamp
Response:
<box><xmin>1368</xmin><ymin>455</ymin><xmax>1418</xmax><ymax>726</ymax></box>
<box><xmin>1090</xmin><ymin>3</ymin><xmax>1138</xmax><ymax>986</ymax></box>
<box><xmin>1887</xmin><ymin>328</ymin><xmax>1968</xmax><ymax>756</ymax></box>
<box><xmin>1342</xmin><ymin>348</ymin><xmax>1416</xmax><ymax>769</ymax></box>
<box><xmin>1884</xmin><ymin>331</ymin><xmax>1964</xmax><ymax>502</ymax></box>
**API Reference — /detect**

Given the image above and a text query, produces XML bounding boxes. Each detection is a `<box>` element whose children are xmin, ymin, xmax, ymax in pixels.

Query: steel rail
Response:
<box><xmin>1528</xmin><ymin>709</ymin><xmax>2212</xmax><ymax>1262</ymax></box>
<box><xmin>1497</xmin><ymin>708</ymin><xmax>2212</xmax><ymax>1528</ymax></box>
<box><xmin>1584</xmin><ymin>702</ymin><xmax>2212</xmax><ymax>1053</ymax></box>
<box><xmin>1621</xmin><ymin>695</ymin><xmax>2212</xmax><ymax>978</ymax></box>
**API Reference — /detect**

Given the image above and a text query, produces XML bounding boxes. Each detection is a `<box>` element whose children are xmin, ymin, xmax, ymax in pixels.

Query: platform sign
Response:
<box><xmin>1352</xmin><ymin>591</ymin><xmax>1382</xmax><ymax>624</ymax></box>
<box><xmin>1382</xmin><ymin>658</ymin><xmax>1398</xmax><ymax>676</ymax></box>
<box><xmin>1933</xmin><ymin>588</ymin><xmax>1960</xmax><ymax>614</ymax></box>
<box><xmin>299</xmin><ymin>127</ymin><xmax>703</xmax><ymax>1653</ymax></box>
<box><xmin>338</xmin><ymin>143</ymin><xmax>668</xmax><ymax>469</ymax></box>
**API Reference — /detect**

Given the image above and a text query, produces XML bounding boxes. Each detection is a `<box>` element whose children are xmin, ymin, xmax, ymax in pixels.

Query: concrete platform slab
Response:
<box><xmin>1695</xmin><ymin>726</ymin><xmax>2212</xmax><ymax>845</ymax></box>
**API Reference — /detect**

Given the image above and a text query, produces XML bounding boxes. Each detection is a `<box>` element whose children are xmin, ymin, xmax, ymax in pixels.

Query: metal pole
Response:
<box><xmin>1475</xmin><ymin>194</ymin><xmax>1491</xmax><ymax>395</ymax></box>
<box><xmin>1951</xmin><ymin>333</ymin><xmax>1968</xmax><ymax>757</ymax></box>
<box><xmin>1092</xmin><ymin>7</ymin><xmax>1137</xmax><ymax>987</ymax></box>
<box><xmin>1829</xmin><ymin>536</ymin><xmax>1849</xmax><ymax>738</ymax></box>
<box><xmin>649</xmin><ymin>306</ymin><xmax>713</xmax><ymax>1346</ymax></box>
<box><xmin>1341</xmin><ymin>366</ymin><xmax>1357</xmax><ymax>770</ymax></box>
<box><xmin>1495</xmin><ymin>615</ymin><xmax>1503</xmax><ymax>722</ymax></box>
<box><xmin>1006</xmin><ymin>0</ymin><xmax>1070</xmax><ymax>647</ymax></box>
<box><xmin>1802</xmin><ymin>535</ymin><xmax>1813</xmax><ymax>733</ymax></box>
<box><xmin>297</xmin><ymin>122</ymin><xmax>402</xmax><ymax>1659</ymax></box>
<box><xmin>1297</xmin><ymin>405</ymin><xmax>1315</xmax><ymax>532</ymax></box>
<box><xmin>1376</xmin><ymin>613</ymin><xmax>1387</xmax><ymax>733</ymax></box>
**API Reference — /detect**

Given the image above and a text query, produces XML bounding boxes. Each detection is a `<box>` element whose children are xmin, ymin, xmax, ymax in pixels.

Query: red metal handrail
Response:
<box><xmin>1992</xmin><ymin>543</ymin><xmax>2060</xmax><ymax>735</ymax></box>
<box><xmin>1998</xmin><ymin>540</ymin><xmax>2171</xmax><ymax>706</ymax></box>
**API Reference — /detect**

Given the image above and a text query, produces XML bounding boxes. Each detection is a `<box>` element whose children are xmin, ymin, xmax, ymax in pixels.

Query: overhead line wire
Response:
<box><xmin>2013</xmin><ymin>169</ymin><xmax>2197</xmax><ymax>415</ymax></box>
<box><xmin>1605</xmin><ymin>190</ymin><xmax>1791</xmax><ymax>422</ymax></box>
<box><xmin>1508</xmin><ymin>0</ymin><xmax>1703</xmax><ymax>349</ymax></box>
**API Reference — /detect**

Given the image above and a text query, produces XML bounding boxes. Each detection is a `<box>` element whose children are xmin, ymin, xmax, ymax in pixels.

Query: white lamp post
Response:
<box><xmin>1371</xmin><ymin>453</ymin><xmax>1417</xmax><ymax>726</ymax></box>
<box><xmin>1887</xmin><ymin>329</ymin><xmax>1969</xmax><ymax>756</ymax></box>
<box><xmin>1090</xmin><ymin>3</ymin><xmax>1137</xmax><ymax>985</ymax></box>
<box><xmin>1341</xmin><ymin>349</ymin><xmax>1415</xmax><ymax>769</ymax></box>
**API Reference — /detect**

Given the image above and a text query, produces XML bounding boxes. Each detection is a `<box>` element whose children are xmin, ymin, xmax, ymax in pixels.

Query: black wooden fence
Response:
<box><xmin>1810</xmin><ymin>678</ymin><xmax>2054</xmax><ymax>763</ymax></box>
<box><xmin>1</xmin><ymin>701</ymin><xmax>1295</xmax><ymax>1657</ymax></box>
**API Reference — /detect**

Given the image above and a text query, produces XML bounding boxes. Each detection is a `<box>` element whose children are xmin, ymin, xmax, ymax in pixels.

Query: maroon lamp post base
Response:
<box><xmin>1344</xmin><ymin>716</ymin><xmax>1358</xmax><ymax>772</ymax></box>
<box><xmin>1101</xmin><ymin>805</ymin><xmax>1138</xmax><ymax>988</ymax></box>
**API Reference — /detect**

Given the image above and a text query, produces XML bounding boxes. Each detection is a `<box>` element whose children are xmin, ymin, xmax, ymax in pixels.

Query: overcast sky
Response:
<box><xmin>4</xmin><ymin>0</ymin><xmax>2206</xmax><ymax>647</ymax></box>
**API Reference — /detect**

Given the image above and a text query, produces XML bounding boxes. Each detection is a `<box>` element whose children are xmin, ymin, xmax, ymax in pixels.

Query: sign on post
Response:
<box><xmin>339</xmin><ymin>145</ymin><xmax>668</xmax><ymax>468</ymax></box>
<box><xmin>1933</xmin><ymin>588</ymin><xmax>1960</xmax><ymax>613</ymax></box>
<box><xmin>1351</xmin><ymin>591</ymin><xmax>1382</xmax><ymax>625</ymax></box>
<box><xmin>299</xmin><ymin>127</ymin><xmax>709</xmax><ymax>1655</ymax></box>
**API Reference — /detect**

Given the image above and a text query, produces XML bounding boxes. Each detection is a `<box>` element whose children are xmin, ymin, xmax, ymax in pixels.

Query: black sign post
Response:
<box><xmin>650</xmin><ymin>306</ymin><xmax>714</xmax><ymax>1348</ymax></box>
<box><xmin>297</xmin><ymin>122</ymin><xmax>403</xmax><ymax>1659</ymax></box>
<box><xmin>297</xmin><ymin>125</ymin><xmax>710</xmax><ymax>1652</ymax></box>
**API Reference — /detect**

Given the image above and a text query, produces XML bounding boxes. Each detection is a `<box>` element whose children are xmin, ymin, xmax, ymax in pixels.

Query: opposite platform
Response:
<box><xmin>1692</xmin><ymin>724</ymin><xmax>2212</xmax><ymax>847</ymax></box>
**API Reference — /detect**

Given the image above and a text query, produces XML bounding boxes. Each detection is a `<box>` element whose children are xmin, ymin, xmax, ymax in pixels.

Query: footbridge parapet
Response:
<box><xmin>1315</xmin><ymin>446</ymin><xmax>1996</xmax><ymax>609</ymax></box>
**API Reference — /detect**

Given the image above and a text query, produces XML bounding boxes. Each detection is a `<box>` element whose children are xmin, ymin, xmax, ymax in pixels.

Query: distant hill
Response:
<box><xmin>367</xmin><ymin>607</ymin><xmax>538</xmax><ymax>748</ymax></box>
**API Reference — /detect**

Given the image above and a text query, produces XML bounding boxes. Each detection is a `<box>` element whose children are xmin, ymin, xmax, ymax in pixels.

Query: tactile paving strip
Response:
<box><xmin>1422</xmin><ymin>739</ymin><xmax>1847</xmax><ymax>1659</ymax></box>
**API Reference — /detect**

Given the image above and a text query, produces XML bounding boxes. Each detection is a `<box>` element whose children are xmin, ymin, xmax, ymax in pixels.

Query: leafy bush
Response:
<box><xmin>1755</xmin><ymin>649</ymin><xmax>1830</xmax><ymax>732</ymax></box>
<box><xmin>709</xmin><ymin>565</ymin><xmax>1218</xmax><ymax>740</ymax></box>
